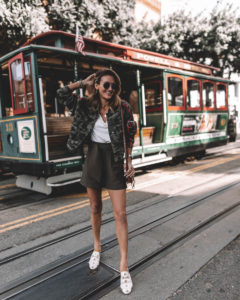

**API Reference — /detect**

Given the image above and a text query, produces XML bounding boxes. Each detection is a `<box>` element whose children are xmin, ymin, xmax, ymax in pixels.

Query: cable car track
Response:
<box><xmin>0</xmin><ymin>142</ymin><xmax>239</xmax><ymax>212</ymax></box>
<box><xmin>0</xmin><ymin>145</ymin><xmax>239</xmax><ymax>265</ymax></box>
<box><xmin>1</xmin><ymin>180</ymin><xmax>240</xmax><ymax>299</ymax></box>
<box><xmin>0</xmin><ymin>172</ymin><xmax>233</xmax><ymax>266</ymax></box>
<box><xmin>0</xmin><ymin>189</ymin><xmax>49</xmax><ymax>212</ymax></box>
<box><xmin>86</xmin><ymin>199</ymin><xmax>240</xmax><ymax>300</ymax></box>
<box><xmin>0</xmin><ymin>182</ymin><xmax>85</xmax><ymax>212</ymax></box>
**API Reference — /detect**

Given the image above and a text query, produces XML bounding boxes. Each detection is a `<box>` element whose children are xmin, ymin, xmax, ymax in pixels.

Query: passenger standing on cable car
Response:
<box><xmin>56</xmin><ymin>69</ymin><xmax>136</xmax><ymax>295</ymax></box>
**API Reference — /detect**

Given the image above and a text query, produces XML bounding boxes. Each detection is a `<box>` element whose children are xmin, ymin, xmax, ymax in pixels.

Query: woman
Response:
<box><xmin>57</xmin><ymin>69</ymin><xmax>137</xmax><ymax>295</ymax></box>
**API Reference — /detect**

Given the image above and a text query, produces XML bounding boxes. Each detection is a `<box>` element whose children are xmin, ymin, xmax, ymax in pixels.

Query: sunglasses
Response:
<box><xmin>103</xmin><ymin>82</ymin><xmax>117</xmax><ymax>90</ymax></box>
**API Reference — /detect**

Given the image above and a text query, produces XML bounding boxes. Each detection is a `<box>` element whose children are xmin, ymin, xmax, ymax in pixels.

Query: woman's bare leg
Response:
<box><xmin>87</xmin><ymin>187</ymin><xmax>102</xmax><ymax>252</ymax></box>
<box><xmin>108</xmin><ymin>189</ymin><xmax>128</xmax><ymax>272</ymax></box>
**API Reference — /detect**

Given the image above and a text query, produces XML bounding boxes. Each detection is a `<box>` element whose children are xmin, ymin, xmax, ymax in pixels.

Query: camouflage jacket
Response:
<box><xmin>56</xmin><ymin>86</ymin><xmax>137</xmax><ymax>162</ymax></box>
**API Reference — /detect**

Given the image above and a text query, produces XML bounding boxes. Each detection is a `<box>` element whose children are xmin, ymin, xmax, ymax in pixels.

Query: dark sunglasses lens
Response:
<box><xmin>103</xmin><ymin>82</ymin><xmax>110</xmax><ymax>89</ymax></box>
<box><xmin>103</xmin><ymin>82</ymin><xmax>116</xmax><ymax>90</ymax></box>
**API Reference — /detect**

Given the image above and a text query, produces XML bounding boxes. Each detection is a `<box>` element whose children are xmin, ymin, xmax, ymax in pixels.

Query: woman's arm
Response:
<box><xmin>67</xmin><ymin>80</ymin><xmax>83</xmax><ymax>91</ymax></box>
<box><xmin>68</xmin><ymin>73</ymin><xmax>96</xmax><ymax>91</ymax></box>
<box><xmin>56</xmin><ymin>73</ymin><xmax>96</xmax><ymax>111</ymax></box>
<box><xmin>121</xmin><ymin>101</ymin><xmax>137</xmax><ymax>149</ymax></box>
<box><xmin>56</xmin><ymin>85</ymin><xmax>76</xmax><ymax>111</ymax></box>
<box><xmin>121</xmin><ymin>101</ymin><xmax>137</xmax><ymax>178</ymax></box>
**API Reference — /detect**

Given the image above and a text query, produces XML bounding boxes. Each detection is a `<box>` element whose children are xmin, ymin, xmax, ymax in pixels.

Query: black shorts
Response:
<box><xmin>81</xmin><ymin>142</ymin><xmax>126</xmax><ymax>190</ymax></box>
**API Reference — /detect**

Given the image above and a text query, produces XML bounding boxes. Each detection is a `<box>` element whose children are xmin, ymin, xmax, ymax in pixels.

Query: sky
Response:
<box><xmin>161</xmin><ymin>0</ymin><xmax>239</xmax><ymax>17</ymax></box>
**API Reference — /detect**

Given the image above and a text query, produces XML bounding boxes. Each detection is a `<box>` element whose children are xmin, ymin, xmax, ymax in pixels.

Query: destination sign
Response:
<box><xmin>127</xmin><ymin>50</ymin><xmax>212</xmax><ymax>75</ymax></box>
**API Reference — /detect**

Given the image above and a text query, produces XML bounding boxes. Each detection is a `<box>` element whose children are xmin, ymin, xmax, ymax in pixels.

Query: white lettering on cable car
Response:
<box><xmin>166</xmin><ymin>131</ymin><xmax>226</xmax><ymax>144</ymax></box>
<box><xmin>128</xmin><ymin>51</ymin><xmax>211</xmax><ymax>74</ymax></box>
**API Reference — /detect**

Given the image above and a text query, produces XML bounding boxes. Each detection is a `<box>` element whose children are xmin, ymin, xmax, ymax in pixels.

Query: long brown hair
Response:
<box><xmin>87</xmin><ymin>68</ymin><xmax>122</xmax><ymax>110</ymax></box>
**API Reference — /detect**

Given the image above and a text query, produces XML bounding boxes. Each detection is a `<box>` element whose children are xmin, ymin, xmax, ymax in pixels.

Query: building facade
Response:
<box><xmin>135</xmin><ymin>0</ymin><xmax>161</xmax><ymax>23</ymax></box>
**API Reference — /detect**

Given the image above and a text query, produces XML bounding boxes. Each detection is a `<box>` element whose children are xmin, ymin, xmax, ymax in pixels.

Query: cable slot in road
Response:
<box><xmin>1</xmin><ymin>181</ymin><xmax>240</xmax><ymax>300</ymax></box>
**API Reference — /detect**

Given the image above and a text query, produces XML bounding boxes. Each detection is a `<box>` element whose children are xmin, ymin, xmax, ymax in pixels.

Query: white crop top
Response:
<box><xmin>91</xmin><ymin>115</ymin><xmax>111</xmax><ymax>143</ymax></box>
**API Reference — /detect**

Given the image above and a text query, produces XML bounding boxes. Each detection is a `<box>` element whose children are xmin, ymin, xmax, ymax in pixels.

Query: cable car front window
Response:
<box><xmin>11</xmin><ymin>59</ymin><xmax>26</xmax><ymax>111</ymax></box>
<box><xmin>24</xmin><ymin>57</ymin><xmax>34</xmax><ymax>112</ymax></box>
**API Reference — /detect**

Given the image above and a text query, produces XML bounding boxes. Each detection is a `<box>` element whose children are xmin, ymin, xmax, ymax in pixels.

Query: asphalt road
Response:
<box><xmin>0</xmin><ymin>139</ymin><xmax>240</xmax><ymax>299</ymax></box>
<box><xmin>169</xmin><ymin>234</ymin><xmax>240</xmax><ymax>300</ymax></box>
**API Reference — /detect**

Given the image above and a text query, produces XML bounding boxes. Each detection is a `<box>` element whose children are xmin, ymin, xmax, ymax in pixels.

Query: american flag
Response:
<box><xmin>75</xmin><ymin>25</ymin><xmax>86</xmax><ymax>55</ymax></box>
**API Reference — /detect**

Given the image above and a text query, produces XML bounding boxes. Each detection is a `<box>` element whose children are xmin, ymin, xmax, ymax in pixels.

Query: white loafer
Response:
<box><xmin>89</xmin><ymin>251</ymin><xmax>100</xmax><ymax>270</ymax></box>
<box><xmin>120</xmin><ymin>271</ymin><xmax>133</xmax><ymax>295</ymax></box>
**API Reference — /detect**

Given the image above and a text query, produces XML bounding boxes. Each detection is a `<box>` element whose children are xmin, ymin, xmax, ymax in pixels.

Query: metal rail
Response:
<box><xmin>0</xmin><ymin>172</ymin><xmax>233</xmax><ymax>266</ymax></box>
<box><xmin>88</xmin><ymin>197</ymin><xmax>240</xmax><ymax>300</ymax></box>
<box><xmin>1</xmin><ymin>181</ymin><xmax>240</xmax><ymax>299</ymax></box>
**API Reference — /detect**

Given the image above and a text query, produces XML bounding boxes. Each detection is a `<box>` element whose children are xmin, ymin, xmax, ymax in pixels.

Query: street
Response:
<box><xmin>0</xmin><ymin>139</ymin><xmax>240</xmax><ymax>299</ymax></box>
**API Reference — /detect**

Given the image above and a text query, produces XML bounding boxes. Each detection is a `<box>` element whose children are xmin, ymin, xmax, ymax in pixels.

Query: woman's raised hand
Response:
<box><xmin>82</xmin><ymin>73</ymin><xmax>96</xmax><ymax>87</ymax></box>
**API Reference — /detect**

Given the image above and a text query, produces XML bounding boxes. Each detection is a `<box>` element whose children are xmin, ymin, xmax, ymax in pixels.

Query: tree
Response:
<box><xmin>44</xmin><ymin>0</ymin><xmax>77</xmax><ymax>32</ymax></box>
<box><xmin>0</xmin><ymin>0</ymin><xmax>49</xmax><ymax>55</ymax></box>
<box><xmin>204</xmin><ymin>3</ymin><xmax>240</xmax><ymax>77</ymax></box>
<box><xmin>1</xmin><ymin>0</ymin><xmax>239</xmax><ymax>78</ymax></box>
<box><xmin>134</xmin><ymin>2</ymin><xmax>240</xmax><ymax>78</ymax></box>
<box><xmin>98</xmin><ymin>0</ymin><xmax>135</xmax><ymax>44</ymax></box>
<box><xmin>0</xmin><ymin>0</ymin><xmax>135</xmax><ymax>57</ymax></box>
<box><xmin>45</xmin><ymin>0</ymin><xmax>135</xmax><ymax>44</ymax></box>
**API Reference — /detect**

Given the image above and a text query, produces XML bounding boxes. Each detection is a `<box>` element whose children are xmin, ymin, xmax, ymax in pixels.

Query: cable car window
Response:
<box><xmin>8</xmin><ymin>53</ymin><xmax>35</xmax><ymax>114</ymax></box>
<box><xmin>216</xmin><ymin>84</ymin><xmax>226</xmax><ymax>109</ymax></box>
<box><xmin>24</xmin><ymin>57</ymin><xmax>34</xmax><ymax>112</ymax></box>
<box><xmin>203</xmin><ymin>81</ymin><xmax>214</xmax><ymax>108</ymax></box>
<box><xmin>145</xmin><ymin>81</ymin><xmax>162</xmax><ymax>109</ymax></box>
<box><xmin>187</xmin><ymin>79</ymin><xmax>200</xmax><ymax>108</ymax></box>
<box><xmin>168</xmin><ymin>76</ymin><xmax>184</xmax><ymax>107</ymax></box>
<box><xmin>10</xmin><ymin>58</ymin><xmax>26</xmax><ymax>112</ymax></box>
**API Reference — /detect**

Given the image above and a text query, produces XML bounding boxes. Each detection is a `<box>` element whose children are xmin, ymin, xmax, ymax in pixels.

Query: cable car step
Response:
<box><xmin>46</xmin><ymin>171</ymin><xmax>82</xmax><ymax>187</ymax></box>
<box><xmin>133</xmin><ymin>153</ymin><xmax>172</xmax><ymax>168</ymax></box>
<box><xmin>16</xmin><ymin>172</ymin><xmax>82</xmax><ymax>195</ymax></box>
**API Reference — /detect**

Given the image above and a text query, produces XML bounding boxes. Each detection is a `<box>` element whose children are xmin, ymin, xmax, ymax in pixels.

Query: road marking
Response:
<box><xmin>0</xmin><ymin>195</ymin><xmax>111</xmax><ymax>234</ymax></box>
<box><xmin>0</xmin><ymin>183</ymin><xmax>17</xmax><ymax>201</ymax></box>
<box><xmin>0</xmin><ymin>201</ymin><xmax>90</xmax><ymax>234</ymax></box>
<box><xmin>1</xmin><ymin>153</ymin><xmax>240</xmax><ymax>233</ymax></box>
<box><xmin>0</xmin><ymin>199</ymin><xmax>89</xmax><ymax>229</ymax></box>
<box><xmin>0</xmin><ymin>183</ymin><xmax>16</xmax><ymax>190</ymax></box>
<box><xmin>59</xmin><ymin>189</ymin><xmax>109</xmax><ymax>200</ymax></box>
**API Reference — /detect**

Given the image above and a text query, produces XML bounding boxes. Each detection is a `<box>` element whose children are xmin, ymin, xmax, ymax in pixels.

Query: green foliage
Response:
<box><xmin>42</xmin><ymin>0</ymin><xmax>135</xmax><ymax>42</ymax></box>
<box><xmin>0</xmin><ymin>0</ymin><xmax>48</xmax><ymax>54</ymax></box>
<box><xmin>0</xmin><ymin>0</ymin><xmax>135</xmax><ymax>56</ymax></box>
<box><xmin>0</xmin><ymin>0</ymin><xmax>239</xmax><ymax>78</ymax></box>
<box><xmin>135</xmin><ymin>3</ymin><xmax>240</xmax><ymax>78</ymax></box>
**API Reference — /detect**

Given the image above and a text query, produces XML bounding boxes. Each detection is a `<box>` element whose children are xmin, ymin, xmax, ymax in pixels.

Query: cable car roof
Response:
<box><xmin>0</xmin><ymin>30</ymin><xmax>235</xmax><ymax>83</ymax></box>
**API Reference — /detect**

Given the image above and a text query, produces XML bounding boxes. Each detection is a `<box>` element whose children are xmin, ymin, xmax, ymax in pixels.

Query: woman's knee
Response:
<box><xmin>114</xmin><ymin>210</ymin><xmax>127</xmax><ymax>224</ymax></box>
<box><xmin>90</xmin><ymin>202</ymin><xmax>102</xmax><ymax>215</ymax></box>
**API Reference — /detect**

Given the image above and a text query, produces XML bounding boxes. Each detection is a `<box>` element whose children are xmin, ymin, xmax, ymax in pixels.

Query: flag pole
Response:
<box><xmin>75</xmin><ymin>24</ymin><xmax>86</xmax><ymax>98</ymax></box>
<box><xmin>74</xmin><ymin>24</ymin><xmax>80</xmax><ymax>98</ymax></box>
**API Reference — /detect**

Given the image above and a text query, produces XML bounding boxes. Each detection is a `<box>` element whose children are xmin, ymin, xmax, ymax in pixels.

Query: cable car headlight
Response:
<box><xmin>7</xmin><ymin>134</ymin><xmax>14</xmax><ymax>145</ymax></box>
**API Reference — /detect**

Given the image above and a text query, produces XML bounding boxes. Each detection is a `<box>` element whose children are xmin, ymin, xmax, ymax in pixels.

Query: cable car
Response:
<box><xmin>0</xmin><ymin>30</ymin><xmax>232</xmax><ymax>194</ymax></box>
